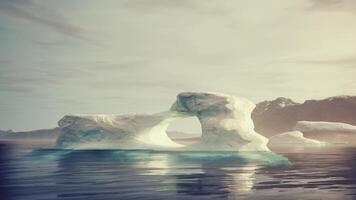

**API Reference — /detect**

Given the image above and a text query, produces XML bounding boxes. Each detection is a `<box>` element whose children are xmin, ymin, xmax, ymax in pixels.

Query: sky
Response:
<box><xmin>0</xmin><ymin>0</ymin><xmax>356</xmax><ymax>132</ymax></box>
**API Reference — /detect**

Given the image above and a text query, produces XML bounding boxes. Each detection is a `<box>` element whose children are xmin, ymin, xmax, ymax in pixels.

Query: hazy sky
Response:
<box><xmin>0</xmin><ymin>0</ymin><xmax>356</xmax><ymax>131</ymax></box>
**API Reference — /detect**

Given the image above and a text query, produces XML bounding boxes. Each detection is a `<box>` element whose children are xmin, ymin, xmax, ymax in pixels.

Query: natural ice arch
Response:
<box><xmin>167</xmin><ymin>116</ymin><xmax>202</xmax><ymax>139</ymax></box>
<box><xmin>170</xmin><ymin>92</ymin><xmax>269</xmax><ymax>151</ymax></box>
<box><xmin>55</xmin><ymin>92</ymin><xmax>270</xmax><ymax>151</ymax></box>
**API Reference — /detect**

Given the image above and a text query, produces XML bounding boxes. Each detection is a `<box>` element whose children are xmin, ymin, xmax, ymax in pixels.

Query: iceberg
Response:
<box><xmin>171</xmin><ymin>92</ymin><xmax>269</xmax><ymax>151</ymax></box>
<box><xmin>292</xmin><ymin>121</ymin><xmax>356</xmax><ymax>145</ymax></box>
<box><xmin>268</xmin><ymin>131</ymin><xmax>327</xmax><ymax>147</ymax></box>
<box><xmin>294</xmin><ymin>121</ymin><xmax>356</xmax><ymax>134</ymax></box>
<box><xmin>56</xmin><ymin>112</ymin><xmax>185</xmax><ymax>149</ymax></box>
<box><xmin>55</xmin><ymin>92</ymin><xmax>270</xmax><ymax>151</ymax></box>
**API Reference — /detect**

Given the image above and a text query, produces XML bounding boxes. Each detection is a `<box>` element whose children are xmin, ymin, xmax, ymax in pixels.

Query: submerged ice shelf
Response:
<box><xmin>55</xmin><ymin>92</ymin><xmax>270</xmax><ymax>151</ymax></box>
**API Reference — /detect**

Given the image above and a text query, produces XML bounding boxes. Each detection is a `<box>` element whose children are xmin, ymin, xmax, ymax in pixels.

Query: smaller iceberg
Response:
<box><xmin>268</xmin><ymin>131</ymin><xmax>327</xmax><ymax>147</ymax></box>
<box><xmin>293</xmin><ymin>121</ymin><xmax>356</xmax><ymax>145</ymax></box>
<box><xmin>294</xmin><ymin>121</ymin><xmax>356</xmax><ymax>133</ymax></box>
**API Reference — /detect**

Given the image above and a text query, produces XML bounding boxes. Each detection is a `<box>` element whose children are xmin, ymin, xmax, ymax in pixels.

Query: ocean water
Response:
<box><xmin>0</xmin><ymin>143</ymin><xmax>356</xmax><ymax>200</ymax></box>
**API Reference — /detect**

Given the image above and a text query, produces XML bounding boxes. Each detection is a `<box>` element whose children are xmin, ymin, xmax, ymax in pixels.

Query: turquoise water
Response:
<box><xmin>0</xmin><ymin>143</ymin><xmax>356</xmax><ymax>200</ymax></box>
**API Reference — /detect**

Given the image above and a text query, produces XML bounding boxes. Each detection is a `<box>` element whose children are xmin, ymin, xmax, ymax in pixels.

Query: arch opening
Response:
<box><xmin>166</xmin><ymin>116</ymin><xmax>202</xmax><ymax>146</ymax></box>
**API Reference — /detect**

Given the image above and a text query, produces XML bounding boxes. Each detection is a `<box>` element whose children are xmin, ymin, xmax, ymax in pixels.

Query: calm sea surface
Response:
<box><xmin>0</xmin><ymin>142</ymin><xmax>356</xmax><ymax>200</ymax></box>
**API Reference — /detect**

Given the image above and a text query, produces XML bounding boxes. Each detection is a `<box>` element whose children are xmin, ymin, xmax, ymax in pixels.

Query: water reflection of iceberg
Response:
<box><xmin>24</xmin><ymin>149</ymin><xmax>289</xmax><ymax>198</ymax></box>
<box><xmin>133</xmin><ymin>154</ymin><xmax>201</xmax><ymax>176</ymax></box>
<box><xmin>135</xmin><ymin>154</ymin><xmax>171</xmax><ymax>176</ymax></box>
<box><xmin>223</xmin><ymin>165</ymin><xmax>258</xmax><ymax>193</ymax></box>
<box><xmin>173</xmin><ymin>160</ymin><xmax>260</xmax><ymax>196</ymax></box>
<box><xmin>126</xmin><ymin>151</ymin><xmax>280</xmax><ymax>195</ymax></box>
<box><xmin>134</xmin><ymin>151</ymin><xmax>286</xmax><ymax>196</ymax></box>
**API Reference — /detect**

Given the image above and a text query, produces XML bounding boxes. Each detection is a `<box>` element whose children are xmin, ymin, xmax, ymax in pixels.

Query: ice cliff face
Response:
<box><xmin>56</xmin><ymin>92</ymin><xmax>270</xmax><ymax>151</ymax></box>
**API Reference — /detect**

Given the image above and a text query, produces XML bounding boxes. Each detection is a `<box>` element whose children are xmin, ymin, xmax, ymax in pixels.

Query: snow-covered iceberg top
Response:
<box><xmin>55</xmin><ymin>92</ymin><xmax>270</xmax><ymax>151</ymax></box>
<box><xmin>294</xmin><ymin>121</ymin><xmax>356</xmax><ymax>134</ymax></box>
<box><xmin>268</xmin><ymin>131</ymin><xmax>327</xmax><ymax>147</ymax></box>
<box><xmin>56</xmin><ymin>112</ymin><xmax>185</xmax><ymax>149</ymax></box>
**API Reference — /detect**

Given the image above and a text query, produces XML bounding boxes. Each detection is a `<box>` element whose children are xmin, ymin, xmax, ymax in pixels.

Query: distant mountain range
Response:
<box><xmin>1</xmin><ymin>95</ymin><xmax>356</xmax><ymax>140</ymax></box>
<box><xmin>252</xmin><ymin>95</ymin><xmax>356</xmax><ymax>137</ymax></box>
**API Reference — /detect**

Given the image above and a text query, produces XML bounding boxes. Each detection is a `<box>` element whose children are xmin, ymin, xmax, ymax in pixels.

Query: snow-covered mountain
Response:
<box><xmin>252</xmin><ymin>95</ymin><xmax>356</xmax><ymax>137</ymax></box>
<box><xmin>253</xmin><ymin>97</ymin><xmax>299</xmax><ymax>115</ymax></box>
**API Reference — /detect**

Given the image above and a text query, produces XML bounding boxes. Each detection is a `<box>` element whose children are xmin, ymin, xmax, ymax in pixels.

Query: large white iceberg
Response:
<box><xmin>171</xmin><ymin>92</ymin><xmax>269</xmax><ymax>151</ymax></box>
<box><xmin>268</xmin><ymin>131</ymin><xmax>327</xmax><ymax>147</ymax></box>
<box><xmin>55</xmin><ymin>92</ymin><xmax>270</xmax><ymax>151</ymax></box>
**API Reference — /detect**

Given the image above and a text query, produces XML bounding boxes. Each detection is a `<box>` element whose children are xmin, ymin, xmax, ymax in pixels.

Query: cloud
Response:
<box><xmin>32</xmin><ymin>40</ymin><xmax>75</xmax><ymax>48</ymax></box>
<box><xmin>122</xmin><ymin>0</ymin><xmax>235</xmax><ymax>16</ymax></box>
<box><xmin>308</xmin><ymin>0</ymin><xmax>356</xmax><ymax>12</ymax></box>
<box><xmin>84</xmin><ymin>59</ymin><xmax>149</xmax><ymax>71</ymax></box>
<box><xmin>123</xmin><ymin>0</ymin><xmax>197</xmax><ymax>10</ymax></box>
<box><xmin>90</xmin><ymin>79</ymin><xmax>204</xmax><ymax>91</ymax></box>
<box><xmin>0</xmin><ymin>0</ymin><xmax>87</xmax><ymax>40</ymax></box>
<box><xmin>0</xmin><ymin>74</ymin><xmax>53</xmax><ymax>93</ymax></box>
<box><xmin>0</xmin><ymin>59</ymin><xmax>11</xmax><ymax>64</ymax></box>
<box><xmin>296</xmin><ymin>57</ymin><xmax>356</xmax><ymax>68</ymax></box>
<box><xmin>1</xmin><ymin>0</ymin><xmax>356</xmax><ymax>130</ymax></box>
<box><xmin>0</xmin><ymin>61</ymin><xmax>93</xmax><ymax>93</ymax></box>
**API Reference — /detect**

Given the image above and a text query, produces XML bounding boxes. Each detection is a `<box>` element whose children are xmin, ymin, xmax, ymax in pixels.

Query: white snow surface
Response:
<box><xmin>268</xmin><ymin>131</ymin><xmax>327</xmax><ymax>147</ymax></box>
<box><xmin>294</xmin><ymin>121</ymin><xmax>356</xmax><ymax>134</ymax></box>
<box><xmin>55</xmin><ymin>92</ymin><xmax>270</xmax><ymax>151</ymax></box>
